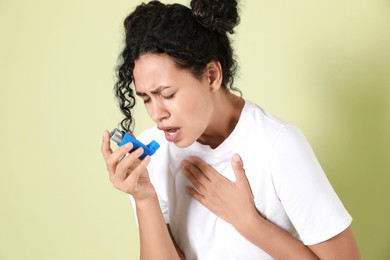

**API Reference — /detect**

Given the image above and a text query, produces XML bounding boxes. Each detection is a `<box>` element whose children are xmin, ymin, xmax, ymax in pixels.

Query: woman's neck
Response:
<box><xmin>197</xmin><ymin>90</ymin><xmax>244</xmax><ymax>149</ymax></box>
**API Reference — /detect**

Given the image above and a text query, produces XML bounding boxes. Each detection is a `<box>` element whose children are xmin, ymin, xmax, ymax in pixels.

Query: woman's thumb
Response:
<box><xmin>231</xmin><ymin>153</ymin><xmax>245</xmax><ymax>181</ymax></box>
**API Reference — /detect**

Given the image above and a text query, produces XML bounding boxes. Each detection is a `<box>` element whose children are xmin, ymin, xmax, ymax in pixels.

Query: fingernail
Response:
<box><xmin>142</xmin><ymin>155</ymin><xmax>151</xmax><ymax>162</ymax></box>
<box><xmin>233</xmin><ymin>153</ymin><xmax>241</xmax><ymax>162</ymax></box>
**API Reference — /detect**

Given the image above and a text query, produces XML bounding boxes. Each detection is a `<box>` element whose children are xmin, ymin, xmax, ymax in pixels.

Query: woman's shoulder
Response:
<box><xmin>241</xmin><ymin>100</ymin><xmax>313</xmax><ymax>154</ymax></box>
<box><xmin>243</xmin><ymin>100</ymin><xmax>292</xmax><ymax>132</ymax></box>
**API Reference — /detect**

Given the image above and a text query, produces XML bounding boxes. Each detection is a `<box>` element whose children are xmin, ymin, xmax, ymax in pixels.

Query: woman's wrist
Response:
<box><xmin>134</xmin><ymin>191</ymin><xmax>158</xmax><ymax>209</ymax></box>
<box><xmin>233</xmin><ymin>206</ymin><xmax>266</xmax><ymax>237</ymax></box>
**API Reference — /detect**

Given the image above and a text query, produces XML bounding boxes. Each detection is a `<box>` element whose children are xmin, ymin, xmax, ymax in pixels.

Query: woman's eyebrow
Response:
<box><xmin>136</xmin><ymin>85</ymin><xmax>171</xmax><ymax>96</ymax></box>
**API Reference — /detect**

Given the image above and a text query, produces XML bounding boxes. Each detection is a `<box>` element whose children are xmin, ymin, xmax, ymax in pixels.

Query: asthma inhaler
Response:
<box><xmin>110</xmin><ymin>128</ymin><xmax>160</xmax><ymax>159</ymax></box>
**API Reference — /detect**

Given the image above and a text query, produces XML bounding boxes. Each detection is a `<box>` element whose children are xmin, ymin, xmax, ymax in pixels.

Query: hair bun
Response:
<box><xmin>190</xmin><ymin>0</ymin><xmax>239</xmax><ymax>34</ymax></box>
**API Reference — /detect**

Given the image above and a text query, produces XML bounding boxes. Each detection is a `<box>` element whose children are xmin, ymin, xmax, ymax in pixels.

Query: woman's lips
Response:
<box><xmin>163</xmin><ymin>128</ymin><xmax>180</xmax><ymax>142</ymax></box>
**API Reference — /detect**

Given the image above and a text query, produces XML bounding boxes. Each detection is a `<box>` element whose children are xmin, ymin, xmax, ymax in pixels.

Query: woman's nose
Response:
<box><xmin>150</xmin><ymin>101</ymin><xmax>170</xmax><ymax>122</ymax></box>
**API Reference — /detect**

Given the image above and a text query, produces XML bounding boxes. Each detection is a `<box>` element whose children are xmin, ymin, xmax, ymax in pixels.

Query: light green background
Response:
<box><xmin>1</xmin><ymin>0</ymin><xmax>389</xmax><ymax>259</ymax></box>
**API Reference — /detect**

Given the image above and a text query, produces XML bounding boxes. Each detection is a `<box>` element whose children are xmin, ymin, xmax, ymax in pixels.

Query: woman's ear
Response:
<box><xmin>205</xmin><ymin>60</ymin><xmax>223</xmax><ymax>92</ymax></box>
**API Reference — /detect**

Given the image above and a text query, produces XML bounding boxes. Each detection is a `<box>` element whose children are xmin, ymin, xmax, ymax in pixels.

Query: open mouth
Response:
<box><xmin>163</xmin><ymin>128</ymin><xmax>180</xmax><ymax>142</ymax></box>
<box><xmin>167</xmin><ymin>128</ymin><xmax>179</xmax><ymax>136</ymax></box>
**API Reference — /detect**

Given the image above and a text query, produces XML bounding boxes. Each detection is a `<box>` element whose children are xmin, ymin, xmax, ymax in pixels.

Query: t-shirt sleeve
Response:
<box><xmin>270</xmin><ymin>125</ymin><xmax>352</xmax><ymax>245</ymax></box>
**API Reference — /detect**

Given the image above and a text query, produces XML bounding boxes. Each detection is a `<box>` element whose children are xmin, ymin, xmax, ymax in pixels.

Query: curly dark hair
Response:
<box><xmin>114</xmin><ymin>0</ymin><xmax>240</xmax><ymax>132</ymax></box>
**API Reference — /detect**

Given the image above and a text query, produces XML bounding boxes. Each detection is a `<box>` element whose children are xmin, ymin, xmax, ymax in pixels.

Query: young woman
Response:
<box><xmin>101</xmin><ymin>0</ymin><xmax>361</xmax><ymax>259</ymax></box>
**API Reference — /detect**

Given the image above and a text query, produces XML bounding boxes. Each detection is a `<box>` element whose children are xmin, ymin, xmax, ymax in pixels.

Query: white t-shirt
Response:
<box><xmin>136</xmin><ymin>101</ymin><xmax>352</xmax><ymax>260</ymax></box>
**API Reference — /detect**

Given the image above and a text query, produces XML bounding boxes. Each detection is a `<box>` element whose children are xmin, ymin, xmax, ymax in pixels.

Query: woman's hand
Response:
<box><xmin>101</xmin><ymin>131</ymin><xmax>155</xmax><ymax>201</ymax></box>
<box><xmin>181</xmin><ymin>154</ymin><xmax>257</xmax><ymax>228</ymax></box>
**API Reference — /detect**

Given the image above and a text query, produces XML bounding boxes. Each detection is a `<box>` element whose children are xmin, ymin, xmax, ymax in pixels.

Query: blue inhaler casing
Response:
<box><xmin>110</xmin><ymin>128</ymin><xmax>160</xmax><ymax>159</ymax></box>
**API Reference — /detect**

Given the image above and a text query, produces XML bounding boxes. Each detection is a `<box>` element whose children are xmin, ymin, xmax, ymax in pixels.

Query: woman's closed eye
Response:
<box><xmin>141</xmin><ymin>93</ymin><xmax>175</xmax><ymax>104</ymax></box>
<box><xmin>142</xmin><ymin>97</ymin><xmax>151</xmax><ymax>104</ymax></box>
<box><xmin>161</xmin><ymin>93</ymin><xmax>175</xmax><ymax>100</ymax></box>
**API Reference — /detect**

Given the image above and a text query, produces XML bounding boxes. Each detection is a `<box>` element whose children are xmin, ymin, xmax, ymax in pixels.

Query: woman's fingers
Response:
<box><xmin>123</xmin><ymin>155</ymin><xmax>151</xmax><ymax>192</ymax></box>
<box><xmin>231</xmin><ymin>153</ymin><xmax>246</xmax><ymax>183</ymax></box>
<box><xmin>101</xmin><ymin>131</ymin><xmax>154</xmax><ymax>198</ymax></box>
<box><xmin>186</xmin><ymin>187</ymin><xmax>206</xmax><ymax>205</ymax></box>
<box><xmin>182</xmin><ymin>159</ymin><xmax>210</xmax><ymax>194</ymax></box>
<box><xmin>101</xmin><ymin>131</ymin><xmax>113</xmax><ymax>161</ymax></box>
<box><xmin>115</xmin><ymin>147</ymin><xmax>144</xmax><ymax>180</ymax></box>
<box><xmin>186</xmin><ymin>157</ymin><xmax>215</xmax><ymax>181</ymax></box>
<box><xmin>105</xmin><ymin>143</ymin><xmax>134</xmax><ymax>175</ymax></box>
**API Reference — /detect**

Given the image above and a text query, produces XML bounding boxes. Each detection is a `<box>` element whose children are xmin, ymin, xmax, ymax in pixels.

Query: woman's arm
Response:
<box><xmin>168</xmin><ymin>225</ymin><xmax>186</xmax><ymax>260</ymax></box>
<box><xmin>236</xmin><ymin>207</ymin><xmax>360</xmax><ymax>259</ymax></box>
<box><xmin>182</xmin><ymin>154</ymin><xmax>360</xmax><ymax>259</ymax></box>
<box><xmin>235</xmin><ymin>207</ymin><xmax>318</xmax><ymax>259</ymax></box>
<box><xmin>308</xmin><ymin>227</ymin><xmax>360</xmax><ymax>260</ymax></box>
<box><xmin>101</xmin><ymin>131</ymin><xmax>182</xmax><ymax>260</ymax></box>
<box><xmin>136</xmin><ymin>196</ymin><xmax>183</xmax><ymax>260</ymax></box>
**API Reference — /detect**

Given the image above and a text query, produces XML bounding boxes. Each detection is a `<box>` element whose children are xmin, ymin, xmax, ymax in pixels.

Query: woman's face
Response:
<box><xmin>133</xmin><ymin>53</ymin><xmax>215</xmax><ymax>148</ymax></box>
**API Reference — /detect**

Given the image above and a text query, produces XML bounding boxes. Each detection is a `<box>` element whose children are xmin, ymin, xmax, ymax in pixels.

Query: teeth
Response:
<box><xmin>167</xmin><ymin>129</ymin><xmax>177</xmax><ymax>136</ymax></box>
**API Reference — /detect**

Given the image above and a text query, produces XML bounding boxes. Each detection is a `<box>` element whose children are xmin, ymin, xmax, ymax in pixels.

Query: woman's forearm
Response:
<box><xmin>136</xmin><ymin>195</ymin><xmax>182</xmax><ymax>260</ymax></box>
<box><xmin>234</xmin><ymin>210</ymin><xmax>319</xmax><ymax>259</ymax></box>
